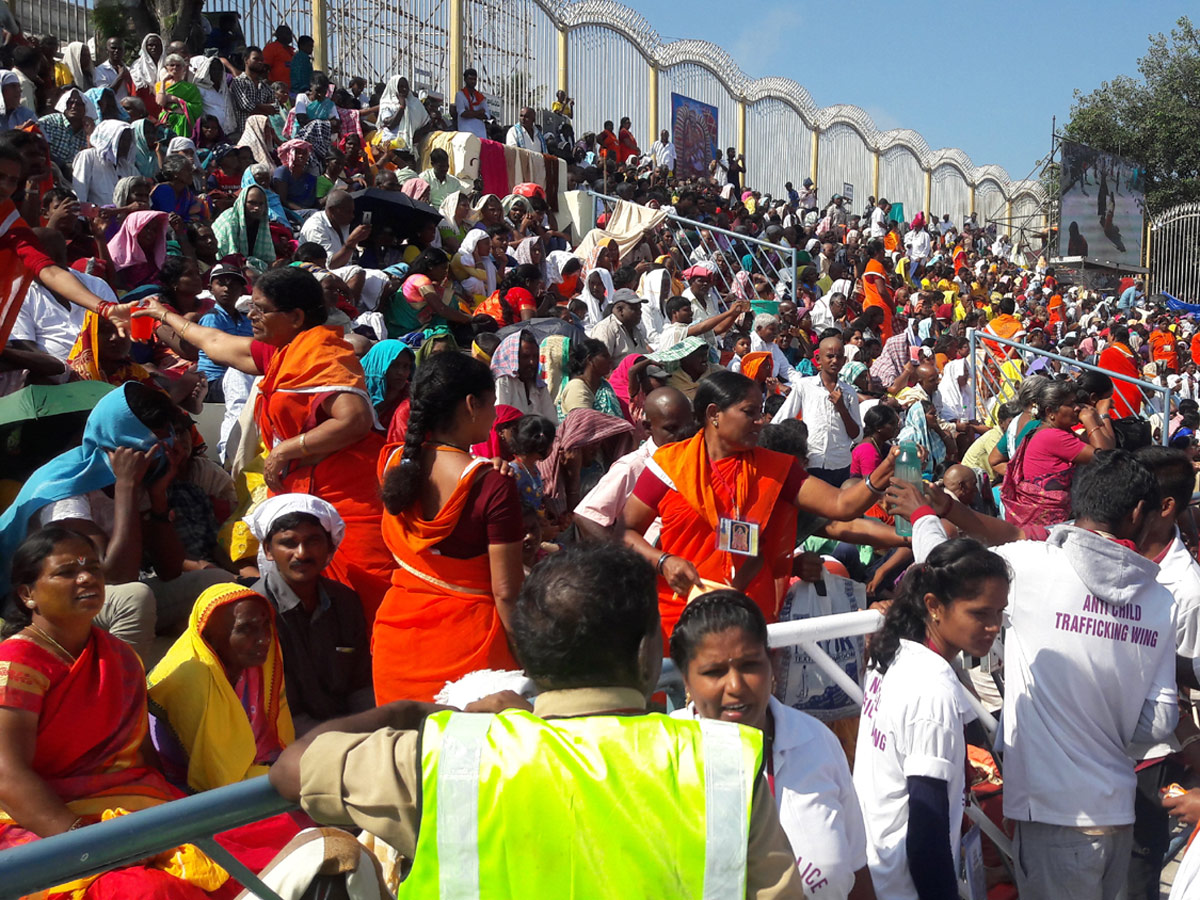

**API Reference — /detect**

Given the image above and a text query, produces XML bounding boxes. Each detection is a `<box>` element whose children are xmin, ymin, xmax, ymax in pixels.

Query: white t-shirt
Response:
<box><xmin>854</xmin><ymin>639</ymin><xmax>974</xmax><ymax>900</ymax></box>
<box><xmin>299</xmin><ymin>212</ymin><xmax>347</xmax><ymax>259</ymax></box>
<box><xmin>675</xmin><ymin>696</ymin><xmax>867</xmax><ymax>898</ymax></box>
<box><xmin>913</xmin><ymin>515</ymin><xmax>1178</xmax><ymax>827</ymax></box>
<box><xmin>1132</xmin><ymin>529</ymin><xmax>1200</xmax><ymax>759</ymax></box>
<box><xmin>11</xmin><ymin>272</ymin><xmax>108</xmax><ymax>359</ymax></box>
<box><xmin>494</xmin><ymin>374</ymin><xmax>557</xmax><ymax>420</ymax></box>
<box><xmin>454</xmin><ymin>89</ymin><xmax>489</xmax><ymax>140</ymax></box>
<box><xmin>869</xmin><ymin>207</ymin><xmax>887</xmax><ymax>238</ymax></box>
<box><xmin>771</xmin><ymin>375</ymin><xmax>862</xmax><ymax>469</ymax></box>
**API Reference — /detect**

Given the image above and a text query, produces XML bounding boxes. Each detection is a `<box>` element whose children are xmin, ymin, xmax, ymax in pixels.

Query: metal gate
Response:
<box><xmin>1149</xmin><ymin>202</ymin><xmax>1200</xmax><ymax>303</ymax></box>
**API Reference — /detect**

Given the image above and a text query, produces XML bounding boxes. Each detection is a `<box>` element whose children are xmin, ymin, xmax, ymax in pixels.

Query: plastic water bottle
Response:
<box><xmin>893</xmin><ymin>440</ymin><xmax>923</xmax><ymax>537</ymax></box>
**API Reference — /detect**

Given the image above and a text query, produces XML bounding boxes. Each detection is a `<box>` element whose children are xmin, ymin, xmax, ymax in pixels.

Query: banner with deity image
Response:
<box><xmin>670</xmin><ymin>93</ymin><xmax>719</xmax><ymax>179</ymax></box>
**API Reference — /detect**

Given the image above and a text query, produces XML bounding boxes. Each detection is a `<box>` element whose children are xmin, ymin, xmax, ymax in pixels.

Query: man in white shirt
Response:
<box><xmin>588</xmin><ymin>289</ymin><xmax>651</xmax><ymax>364</ymax></box>
<box><xmin>1125</xmin><ymin>447</ymin><xmax>1200</xmax><ymax>899</ymax></box>
<box><xmin>505</xmin><ymin>106</ymin><xmax>546</xmax><ymax>153</ymax></box>
<box><xmin>906</xmin><ymin>451</ymin><xmax>1178</xmax><ymax>900</ymax></box>
<box><xmin>93</xmin><ymin>36</ymin><xmax>131</xmax><ymax>98</ymax></box>
<box><xmin>454</xmin><ymin>67</ymin><xmax>489</xmax><ymax>140</ymax></box>
<box><xmin>868</xmin><ymin>198</ymin><xmax>890</xmax><ymax>239</ymax></box>
<box><xmin>937</xmin><ymin>214</ymin><xmax>954</xmax><ymax>235</ymax></box>
<box><xmin>649</xmin><ymin>130</ymin><xmax>675</xmax><ymax>174</ymax></box>
<box><xmin>810</xmin><ymin>292</ymin><xmax>847</xmax><ymax>334</ymax></box>
<box><xmin>574</xmin><ymin>388</ymin><xmax>695</xmax><ymax>542</ymax></box>
<box><xmin>905</xmin><ymin>223</ymin><xmax>932</xmax><ymax>266</ymax></box>
<box><xmin>827</xmin><ymin>194</ymin><xmax>848</xmax><ymax>228</ymax></box>
<box><xmin>680</xmin><ymin>266</ymin><xmax>725</xmax><ymax>359</ymax></box>
<box><xmin>299</xmin><ymin>190</ymin><xmax>372</xmax><ymax>269</ymax></box>
<box><xmin>10</xmin><ymin>230</ymin><xmax>109</xmax><ymax>375</ymax></box>
<box><xmin>770</xmin><ymin>336</ymin><xmax>861</xmax><ymax>484</ymax></box>
<box><xmin>730</xmin><ymin>313</ymin><xmax>803</xmax><ymax>390</ymax></box>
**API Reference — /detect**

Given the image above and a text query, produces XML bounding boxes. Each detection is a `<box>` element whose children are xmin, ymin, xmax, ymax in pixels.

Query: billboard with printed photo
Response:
<box><xmin>671</xmin><ymin>92</ymin><xmax>720</xmax><ymax>179</ymax></box>
<box><xmin>1058</xmin><ymin>140</ymin><xmax>1146</xmax><ymax>269</ymax></box>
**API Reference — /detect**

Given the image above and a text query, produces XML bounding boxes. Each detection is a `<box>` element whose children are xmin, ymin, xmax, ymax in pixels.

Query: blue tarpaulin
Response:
<box><xmin>1163</xmin><ymin>292</ymin><xmax>1200</xmax><ymax>315</ymax></box>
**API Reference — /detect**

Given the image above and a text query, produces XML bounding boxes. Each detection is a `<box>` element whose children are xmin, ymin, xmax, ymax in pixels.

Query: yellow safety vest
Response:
<box><xmin>398</xmin><ymin>708</ymin><xmax>763</xmax><ymax>899</ymax></box>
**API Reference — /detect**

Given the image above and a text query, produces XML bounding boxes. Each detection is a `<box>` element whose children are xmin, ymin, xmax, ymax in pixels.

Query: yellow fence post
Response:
<box><xmin>311</xmin><ymin>0</ymin><xmax>327</xmax><ymax>73</ymax></box>
<box><xmin>648</xmin><ymin>61</ymin><xmax>658</xmax><ymax>143</ymax></box>
<box><xmin>448</xmin><ymin>0</ymin><xmax>464</xmax><ymax>103</ymax></box>
<box><xmin>871</xmin><ymin>150</ymin><xmax>879</xmax><ymax>199</ymax></box>
<box><xmin>557</xmin><ymin>25</ymin><xmax>568</xmax><ymax>96</ymax></box>
<box><xmin>810</xmin><ymin>128</ymin><xmax>819</xmax><ymax>191</ymax></box>
<box><xmin>736</xmin><ymin>97</ymin><xmax>746</xmax><ymax>158</ymax></box>
<box><xmin>924</xmin><ymin>169</ymin><xmax>932</xmax><ymax>217</ymax></box>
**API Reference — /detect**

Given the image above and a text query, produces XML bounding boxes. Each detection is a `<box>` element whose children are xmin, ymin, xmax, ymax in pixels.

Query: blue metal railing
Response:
<box><xmin>0</xmin><ymin>777</ymin><xmax>295</xmax><ymax>900</ymax></box>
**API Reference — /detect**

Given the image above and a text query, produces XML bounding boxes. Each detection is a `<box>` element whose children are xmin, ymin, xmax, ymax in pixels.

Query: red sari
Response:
<box><xmin>254</xmin><ymin>327</ymin><xmax>393</xmax><ymax>624</ymax></box>
<box><xmin>373</xmin><ymin>452</ymin><xmax>518</xmax><ymax>703</ymax></box>
<box><xmin>0</xmin><ymin>628</ymin><xmax>305</xmax><ymax>898</ymax></box>
<box><xmin>641</xmin><ymin>433</ymin><xmax>800</xmax><ymax>648</ymax></box>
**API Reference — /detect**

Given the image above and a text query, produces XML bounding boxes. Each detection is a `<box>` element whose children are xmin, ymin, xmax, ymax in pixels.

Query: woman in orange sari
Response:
<box><xmin>137</xmin><ymin>267</ymin><xmax>393</xmax><ymax>624</ymax></box>
<box><xmin>375</xmin><ymin>352</ymin><xmax>524</xmax><ymax>703</ymax></box>
<box><xmin>623</xmin><ymin>370</ymin><xmax>897</xmax><ymax>646</ymax></box>
<box><xmin>861</xmin><ymin>238</ymin><xmax>894</xmax><ymax>342</ymax></box>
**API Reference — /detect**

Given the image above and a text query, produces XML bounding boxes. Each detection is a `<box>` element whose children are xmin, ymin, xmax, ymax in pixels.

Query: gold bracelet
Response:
<box><xmin>299</xmin><ymin>433</ymin><xmax>308</xmax><ymax>456</ymax></box>
<box><xmin>179</xmin><ymin>321</ymin><xmax>194</xmax><ymax>340</ymax></box>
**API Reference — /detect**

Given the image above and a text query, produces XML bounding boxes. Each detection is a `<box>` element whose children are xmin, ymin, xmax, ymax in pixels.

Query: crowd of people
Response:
<box><xmin>2</xmin><ymin>13</ymin><xmax>1200</xmax><ymax>900</ymax></box>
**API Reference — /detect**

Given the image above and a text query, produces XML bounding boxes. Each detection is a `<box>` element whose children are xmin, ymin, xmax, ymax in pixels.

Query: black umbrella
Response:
<box><xmin>495</xmin><ymin>317</ymin><xmax>587</xmax><ymax>345</ymax></box>
<box><xmin>349</xmin><ymin>188</ymin><xmax>442</xmax><ymax>243</ymax></box>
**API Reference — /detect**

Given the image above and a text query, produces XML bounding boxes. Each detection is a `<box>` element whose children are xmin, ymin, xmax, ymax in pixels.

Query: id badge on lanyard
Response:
<box><xmin>718</xmin><ymin>516</ymin><xmax>760</xmax><ymax>557</ymax></box>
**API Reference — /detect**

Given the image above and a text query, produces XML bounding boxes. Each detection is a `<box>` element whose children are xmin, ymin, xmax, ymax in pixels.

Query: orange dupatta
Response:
<box><xmin>650</xmin><ymin>433</ymin><xmax>798</xmax><ymax>645</ymax></box>
<box><xmin>254</xmin><ymin>326</ymin><xmax>392</xmax><ymax>624</ymax></box>
<box><xmin>0</xmin><ymin>200</ymin><xmax>36</xmax><ymax>352</ymax></box>
<box><xmin>861</xmin><ymin>257</ymin><xmax>893</xmax><ymax>342</ymax></box>
<box><xmin>373</xmin><ymin>450</ymin><xmax>516</xmax><ymax>703</ymax></box>
<box><xmin>1099</xmin><ymin>342</ymin><xmax>1143</xmax><ymax>418</ymax></box>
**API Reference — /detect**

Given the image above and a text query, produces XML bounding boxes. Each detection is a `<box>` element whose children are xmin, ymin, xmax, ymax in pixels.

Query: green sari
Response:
<box><xmin>159</xmin><ymin>80</ymin><xmax>204</xmax><ymax>138</ymax></box>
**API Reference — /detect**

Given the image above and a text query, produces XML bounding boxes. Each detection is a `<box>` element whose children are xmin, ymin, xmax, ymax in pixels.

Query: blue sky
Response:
<box><xmin>632</xmin><ymin>0</ymin><xmax>1185</xmax><ymax>180</ymax></box>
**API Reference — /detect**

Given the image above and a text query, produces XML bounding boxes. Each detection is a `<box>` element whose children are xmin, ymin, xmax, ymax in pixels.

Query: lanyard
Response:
<box><xmin>709</xmin><ymin>455</ymin><xmax>745</xmax><ymax>520</ymax></box>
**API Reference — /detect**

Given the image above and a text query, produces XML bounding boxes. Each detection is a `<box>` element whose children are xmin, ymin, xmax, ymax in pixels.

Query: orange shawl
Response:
<box><xmin>255</xmin><ymin>326</ymin><xmax>392</xmax><ymax>624</ymax></box>
<box><xmin>861</xmin><ymin>257</ymin><xmax>893</xmax><ymax>342</ymax></box>
<box><xmin>0</xmin><ymin>200</ymin><xmax>35</xmax><ymax>352</ymax></box>
<box><xmin>374</xmin><ymin>451</ymin><xmax>516</xmax><ymax>703</ymax></box>
<box><xmin>1098</xmin><ymin>342</ymin><xmax>1142</xmax><ymax>418</ymax></box>
<box><xmin>740</xmin><ymin>351</ymin><xmax>773</xmax><ymax>385</ymax></box>
<box><xmin>650</xmin><ymin>433</ymin><xmax>798</xmax><ymax>645</ymax></box>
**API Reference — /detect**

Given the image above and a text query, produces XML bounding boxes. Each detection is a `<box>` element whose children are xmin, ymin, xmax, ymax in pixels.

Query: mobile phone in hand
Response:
<box><xmin>78</xmin><ymin>202</ymin><xmax>99</xmax><ymax>218</ymax></box>
<box><xmin>362</xmin><ymin>211</ymin><xmax>373</xmax><ymax>225</ymax></box>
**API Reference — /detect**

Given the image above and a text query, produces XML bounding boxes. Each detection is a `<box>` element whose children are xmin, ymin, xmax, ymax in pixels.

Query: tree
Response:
<box><xmin>1065</xmin><ymin>16</ymin><xmax>1200</xmax><ymax>216</ymax></box>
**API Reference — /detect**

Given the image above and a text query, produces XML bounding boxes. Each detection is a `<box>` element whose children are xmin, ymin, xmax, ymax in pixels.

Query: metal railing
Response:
<box><xmin>0</xmin><ymin>606</ymin><xmax>1000</xmax><ymax>898</ymax></box>
<box><xmin>967</xmin><ymin>327</ymin><xmax>1173</xmax><ymax>447</ymax></box>
<box><xmin>587</xmin><ymin>190</ymin><xmax>800</xmax><ymax>302</ymax></box>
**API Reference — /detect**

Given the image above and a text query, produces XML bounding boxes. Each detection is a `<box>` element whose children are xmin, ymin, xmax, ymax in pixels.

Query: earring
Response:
<box><xmin>932</xmin><ymin>614</ymin><xmax>940</xmax><ymax>623</ymax></box>
<box><xmin>24</xmin><ymin>600</ymin><xmax>35</xmax><ymax>610</ymax></box>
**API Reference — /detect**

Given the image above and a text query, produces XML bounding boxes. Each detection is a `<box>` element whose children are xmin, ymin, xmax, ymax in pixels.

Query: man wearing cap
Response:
<box><xmin>590</xmin><ymin>288</ymin><xmax>651</xmax><ymax>364</ymax></box>
<box><xmin>827</xmin><ymin>194</ymin><xmax>848</xmax><ymax>229</ymax></box>
<box><xmin>681</xmin><ymin>266</ymin><xmax>725</xmax><ymax>359</ymax></box>
<box><xmin>196</xmin><ymin>263</ymin><xmax>252</xmax><ymax>403</ymax></box>
<box><xmin>650</xmin><ymin>336</ymin><xmax>717</xmax><ymax>401</ymax></box>
<box><xmin>799</xmin><ymin>178</ymin><xmax>817</xmax><ymax>217</ymax></box>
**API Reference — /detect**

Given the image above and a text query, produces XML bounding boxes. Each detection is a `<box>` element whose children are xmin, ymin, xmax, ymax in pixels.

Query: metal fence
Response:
<box><xmin>1149</xmin><ymin>202</ymin><xmax>1200</xmax><ymax>305</ymax></box>
<box><xmin>967</xmin><ymin>327</ymin><xmax>1173</xmax><ymax>446</ymax></box>
<box><xmin>588</xmin><ymin>189</ymin><xmax>799</xmax><ymax>299</ymax></box>
<box><xmin>18</xmin><ymin>0</ymin><xmax>1045</xmax><ymax>223</ymax></box>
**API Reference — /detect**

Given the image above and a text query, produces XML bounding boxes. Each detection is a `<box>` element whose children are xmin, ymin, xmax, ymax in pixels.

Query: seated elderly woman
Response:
<box><xmin>245</xmin><ymin>494</ymin><xmax>373</xmax><ymax>737</ymax></box>
<box><xmin>0</xmin><ymin>529</ymin><xmax>229</xmax><ymax>895</ymax></box>
<box><xmin>147</xmin><ymin>583</ymin><xmax>294</xmax><ymax>793</ymax></box>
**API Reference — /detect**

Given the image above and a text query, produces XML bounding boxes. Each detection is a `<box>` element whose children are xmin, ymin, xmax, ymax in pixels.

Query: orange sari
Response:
<box><xmin>374</xmin><ymin>452</ymin><xmax>517</xmax><ymax>703</ymax></box>
<box><xmin>255</xmin><ymin>326</ymin><xmax>392</xmax><ymax>624</ymax></box>
<box><xmin>0</xmin><ymin>200</ymin><xmax>36</xmax><ymax>352</ymax></box>
<box><xmin>649</xmin><ymin>433</ymin><xmax>799</xmax><ymax>648</ymax></box>
<box><xmin>1150</xmin><ymin>330</ymin><xmax>1178</xmax><ymax>372</ymax></box>
<box><xmin>861</xmin><ymin>257</ymin><xmax>893</xmax><ymax>342</ymax></box>
<box><xmin>1098</xmin><ymin>342</ymin><xmax>1143</xmax><ymax>418</ymax></box>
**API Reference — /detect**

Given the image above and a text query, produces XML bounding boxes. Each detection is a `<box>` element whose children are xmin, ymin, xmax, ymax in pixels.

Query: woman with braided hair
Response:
<box><xmin>854</xmin><ymin>538</ymin><xmax>1009</xmax><ymax>900</ymax></box>
<box><xmin>474</xmin><ymin>263</ymin><xmax>543</xmax><ymax>327</ymax></box>
<box><xmin>373</xmin><ymin>352</ymin><xmax>525</xmax><ymax>703</ymax></box>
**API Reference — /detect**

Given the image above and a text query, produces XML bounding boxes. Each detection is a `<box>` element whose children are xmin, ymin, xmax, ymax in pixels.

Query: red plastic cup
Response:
<box><xmin>130</xmin><ymin>301</ymin><xmax>157</xmax><ymax>342</ymax></box>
